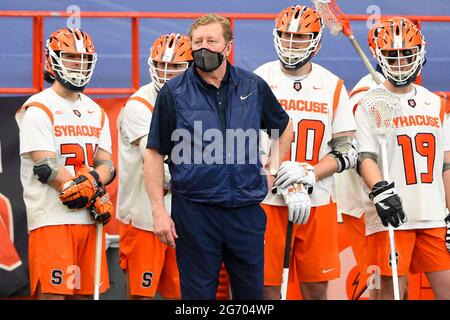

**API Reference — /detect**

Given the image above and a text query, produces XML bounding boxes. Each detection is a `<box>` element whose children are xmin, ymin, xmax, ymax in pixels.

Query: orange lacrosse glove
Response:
<box><xmin>59</xmin><ymin>167</ymin><xmax>102</xmax><ymax>209</ymax></box>
<box><xmin>89</xmin><ymin>186</ymin><xmax>113</xmax><ymax>225</ymax></box>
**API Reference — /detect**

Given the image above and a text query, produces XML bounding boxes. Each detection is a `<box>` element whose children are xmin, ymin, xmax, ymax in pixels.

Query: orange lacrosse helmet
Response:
<box><xmin>374</xmin><ymin>17</ymin><xmax>425</xmax><ymax>87</ymax></box>
<box><xmin>273</xmin><ymin>5</ymin><xmax>324</xmax><ymax>70</ymax></box>
<box><xmin>44</xmin><ymin>28</ymin><xmax>97</xmax><ymax>91</ymax></box>
<box><xmin>148</xmin><ymin>33</ymin><xmax>193</xmax><ymax>90</ymax></box>
<box><xmin>367</xmin><ymin>20</ymin><xmax>390</xmax><ymax>57</ymax></box>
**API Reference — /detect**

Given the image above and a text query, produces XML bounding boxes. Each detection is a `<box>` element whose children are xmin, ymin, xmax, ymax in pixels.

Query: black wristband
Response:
<box><xmin>89</xmin><ymin>170</ymin><xmax>102</xmax><ymax>187</ymax></box>
<box><xmin>369</xmin><ymin>180</ymin><xmax>390</xmax><ymax>200</ymax></box>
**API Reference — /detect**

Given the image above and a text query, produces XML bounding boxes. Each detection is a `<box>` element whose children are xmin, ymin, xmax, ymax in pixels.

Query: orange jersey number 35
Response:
<box><xmin>60</xmin><ymin>143</ymin><xmax>98</xmax><ymax>173</ymax></box>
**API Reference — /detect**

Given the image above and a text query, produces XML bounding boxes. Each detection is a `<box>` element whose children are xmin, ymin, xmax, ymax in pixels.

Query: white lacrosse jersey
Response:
<box><xmin>16</xmin><ymin>87</ymin><xmax>112</xmax><ymax>231</ymax></box>
<box><xmin>117</xmin><ymin>82</ymin><xmax>172</xmax><ymax>232</ymax></box>
<box><xmin>255</xmin><ymin>61</ymin><xmax>356</xmax><ymax>207</ymax></box>
<box><xmin>335</xmin><ymin>72</ymin><xmax>384</xmax><ymax>218</ymax></box>
<box><xmin>355</xmin><ymin>83</ymin><xmax>449</xmax><ymax>235</ymax></box>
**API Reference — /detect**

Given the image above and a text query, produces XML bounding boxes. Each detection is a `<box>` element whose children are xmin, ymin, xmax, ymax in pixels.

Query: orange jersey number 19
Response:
<box><xmin>397</xmin><ymin>133</ymin><xmax>436</xmax><ymax>185</ymax></box>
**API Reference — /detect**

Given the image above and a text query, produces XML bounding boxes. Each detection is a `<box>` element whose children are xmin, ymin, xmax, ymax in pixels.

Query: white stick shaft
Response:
<box><xmin>347</xmin><ymin>35</ymin><xmax>382</xmax><ymax>85</ymax></box>
<box><xmin>281</xmin><ymin>268</ymin><xmax>289</xmax><ymax>300</ymax></box>
<box><xmin>380</xmin><ymin>142</ymin><xmax>400</xmax><ymax>300</ymax></box>
<box><xmin>94</xmin><ymin>222</ymin><xmax>103</xmax><ymax>300</ymax></box>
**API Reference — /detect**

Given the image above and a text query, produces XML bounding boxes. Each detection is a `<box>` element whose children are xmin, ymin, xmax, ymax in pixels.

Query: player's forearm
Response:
<box><xmin>314</xmin><ymin>131</ymin><xmax>356</xmax><ymax>180</ymax></box>
<box><xmin>267</xmin><ymin>119</ymin><xmax>293</xmax><ymax>170</ymax></box>
<box><xmin>92</xmin><ymin>148</ymin><xmax>115</xmax><ymax>185</ymax></box>
<box><xmin>359</xmin><ymin>158</ymin><xmax>383</xmax><ymax>189</ymax></box>
<box><xmin>313</xmin><ymin>155</ymin><xmax>339</xmax><ymax>181</ymax></box>
<box><xmin>143</xmin><ymin>148</ymin><xmax>166</xmax><ymax>210</ymax></box>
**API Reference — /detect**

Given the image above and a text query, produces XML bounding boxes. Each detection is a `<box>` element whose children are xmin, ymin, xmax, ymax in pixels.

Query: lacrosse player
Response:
<box><xmin>334</xmin><ymin>20</ymin><xmax>388</xmax><ymax>296</ymax></box>
<box><xmin>117</xmin><ymin>33</ymin><xmax>192</xmax><ymax>300</ymax></box>
<box><xmin>355</xmin><ymin>18</ymin><xmax>450</xmax><ymax>300</ymax></box>
<box><xmin>16</xmin><ymin>28</ymin><xmax>114</xmax><ymax>299</ymax></box>
<box><xmin>255</xmin><ymin>5</ymin><xmax>357</xmax><ymax>300</ymax></box>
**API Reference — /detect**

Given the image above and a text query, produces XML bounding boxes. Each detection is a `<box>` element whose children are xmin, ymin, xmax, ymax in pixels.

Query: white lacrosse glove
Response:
<box><xmin>279</xmin><ymin>183</ymin><xmax>311</xmax><ymax>225</ymax></box>
<box><xmin>274</xmin><ymin>161</ymin><xmax>316</xmax><ymax>190</ymax></box>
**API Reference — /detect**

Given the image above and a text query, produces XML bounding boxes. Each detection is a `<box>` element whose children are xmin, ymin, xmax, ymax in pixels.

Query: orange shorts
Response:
<box><xmin>342</xmin><ymin>213</ymin><xmax>367</xmax><ymax>272</ymax></box>
<box><xmin>119</xmin><ymin>222</ymin><xmax>180</xmax><ymax>298</ymax></box>
<box><xmin>367</xmin><ymin>227</ymin><xmax>450</xmax><ymax>276</ymax></box>
<box><xmin>29</xmin><ymin>224</ymin><xmax>109</xmax><ymax>296</ymax></box>
<box><xmin>262</xmin><ymin>201</ymin><xmax>340</xmax><ymax>285</ymax></box>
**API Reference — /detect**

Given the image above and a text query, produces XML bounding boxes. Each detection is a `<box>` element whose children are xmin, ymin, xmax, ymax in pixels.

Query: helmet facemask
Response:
<box><xmin>376</xmin><ymin>46</ymin><xmax>425</xmax><ymax>87</ymax></box>
<box><xmin>148</xmin><ymin>57</ymin><xmax>189</xmax><ymax>91</ymax></box>
<box><xmin>273</xmin><ymin>30</ymin><xmax>322</xmax><ymax>70</ymax></box>
<box><xmin>48</xmin><ymin>48</ymin><xmax>97</xmax><ymax>91</ymax></box>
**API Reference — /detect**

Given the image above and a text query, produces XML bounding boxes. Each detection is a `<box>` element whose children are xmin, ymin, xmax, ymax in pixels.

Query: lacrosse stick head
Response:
<box><xmin>359</xmin><ymin>87</ymin><xmax>402</xmax><ymax>138</ymax></box>
<box><xmin>312</xmin><ymin>0</ymin><xmax>352</xmax><ymax>36</ymax></box>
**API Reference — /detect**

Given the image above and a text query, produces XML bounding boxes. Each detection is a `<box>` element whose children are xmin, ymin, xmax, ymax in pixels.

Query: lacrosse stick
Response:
<box><xmin>93</xmin><ymin>219</ymin><xmax>103</xmax><ymax>300</ymax></box>
<box><xmin>359</xmin><ymin>87</ymin><xmax>402</xmax><ymax>300</ymax></box>
<box><xmin>281</xmin><ymin>220</ymin><xmax>293</xmax><ymax>300</ymax></box>
<box><xmin>312</xmin><ymin>0</ymin><xmax>382</xmax><ymax>85</ymax></box>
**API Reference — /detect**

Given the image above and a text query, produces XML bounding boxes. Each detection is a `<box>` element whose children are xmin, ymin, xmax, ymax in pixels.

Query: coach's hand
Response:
<box><xmin>369</xmin><ymin>180</ymin><xmax>407</xmax><ymax>228</ymax></box>
<box><xmin>59</xmin><ymin>166</ymin><xmax>102</xmax><ymax>209</ymax></box>
<box><xmin>279</xmin><ymin>183</ymin><xmax>311</xmax><ymax>225</ymax></box>
<box><xmin>153</xmin><ymin>207</ymin><xmax>178</xmax><ymax>248</ymax></box>
<box><xmin>89</xmin><ymin>186</ymin><xmax>113</xmax><ymax>225</ymax></box>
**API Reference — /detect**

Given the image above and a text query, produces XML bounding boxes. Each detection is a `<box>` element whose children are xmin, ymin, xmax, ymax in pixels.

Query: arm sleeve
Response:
<box><xmin>19</xmin><ymin>107</ymin><xmax>56</xmax><ymax>155</ymax></box>
<box><xmin>257</xmin><ymin>77</ymin><xmax>290</xmax><ymax>137</ymax></box>
<box><xmin>98</xmin><ymin>111</ymin><xmax>112</xmax><ymax>154</ymax></box>
<box><xmin>147</xmin><ymin>85</ymin><xmax>177</xmax><ymax>156</ymax></box>
<box><xmin>121</xmin><ymin>101</ymin><xmax>152</xmax><ymax>144</ymax></box>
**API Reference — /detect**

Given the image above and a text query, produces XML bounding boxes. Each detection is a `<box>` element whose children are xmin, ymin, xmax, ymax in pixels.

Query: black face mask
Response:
<box><xmin>192</xmin><ymin>47</ymin><xmax>226</xmax><ymax>72</ymax></box>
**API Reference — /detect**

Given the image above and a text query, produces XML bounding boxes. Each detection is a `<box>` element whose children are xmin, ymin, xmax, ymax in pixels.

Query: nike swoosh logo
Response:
<box><xmin>313</xmin><ymin>85</ymin><xmax>322</xmax><ymax>90</ymax></box>
<box><xmin>88</xmin><ymin>110</ymin><xmax>96</xmax><ymax>114</ymax></box>
<box><xmin>322</xmin><ymin>268</ymin><xmax>335</xmax><ymax>274</ymax></box>
<box><xmin>240</xmin><ymin>92</ymin><xmax>252</xmax><ymax>100</ymax></box>
<box><xmin>55</xmin><ymin>110</ymin><xmax>63</xmax><ymax>115</ymax></box>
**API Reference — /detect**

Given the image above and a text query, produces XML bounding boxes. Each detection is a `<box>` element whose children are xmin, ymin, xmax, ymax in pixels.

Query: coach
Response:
<box><xmin>144</xmin><ymin>14</ymin><xmax>292</xmax><ymax>299</ymax></box>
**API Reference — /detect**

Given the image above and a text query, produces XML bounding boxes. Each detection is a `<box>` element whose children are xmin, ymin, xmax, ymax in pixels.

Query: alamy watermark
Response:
<box><xmin>66</xmin><ymin>5</ymin><xmax>81</xmax><ymax>29</ymax></box>
<box><xmin>169</xmin><ymin>121</ymin><xmax>279</xmax><ymax>171</ymax></box>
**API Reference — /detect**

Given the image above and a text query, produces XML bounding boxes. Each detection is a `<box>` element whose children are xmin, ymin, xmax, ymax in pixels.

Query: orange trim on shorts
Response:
<box><xmin>19</xmin><ymin>102</ymin><xmax>54</xmax><ymax>125</ymax></box>
<box><xmin>332</xmin><ymin>79</ymin><xmax>344</xmax><ymax>120</ymax></box>
<box><xmin>127</xmin><ymin>96</ymin><xmax>154</xmax><ymax>113</ymax></box>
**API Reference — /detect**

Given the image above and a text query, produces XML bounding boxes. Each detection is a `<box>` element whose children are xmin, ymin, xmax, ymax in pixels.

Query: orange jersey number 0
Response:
<box><xmin>285</xmin><ymin>119</ymin><xmax>325</xmax><ymax>165</ymax></box>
